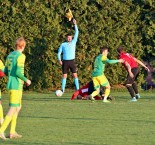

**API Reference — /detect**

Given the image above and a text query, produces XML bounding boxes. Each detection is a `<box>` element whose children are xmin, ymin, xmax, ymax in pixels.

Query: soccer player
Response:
<box><xmin>117</xmin><ymin>47</ymin><xmax>149</xmax><ymax>102</ymax></box>
<box><xmin>71</xmin><ymin>81</ymin><xmax>113</xmax><ymax>101</ymax></box>
<box><xmin>0</xmin><ymin>90</ymin><xmax>4</xmax><ymax>127</ymax></box>
<box><xmin>58</xmin><ymin>19</ymin><xmax>79</xmax><ymax>93</ymax></box>
<box><xmin>0</xmin><ymin>37</ymin><xmax>31</xmax><ymax>140</ymax></box>
<box><xmin>89</xmin><ymin>47</ymin><xmax>123</xmax><ymax>103</ymax></box>
<box><xmin>71</xmin><ymin>81</ymin><xmax>101</xmax><ymax>100</ymax></box>
<box><xmin>0</xmin><ymin>60</ymin><xmax>5</xmax><ymax>127</ymax></box>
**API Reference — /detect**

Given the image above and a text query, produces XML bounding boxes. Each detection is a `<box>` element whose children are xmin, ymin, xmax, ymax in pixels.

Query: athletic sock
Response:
<box><xmin>0</xmin><ymin>104</ymin><xmax>4</xmax><ymax>125</ymax></box>
<box><xmin>0</xmin><ymin>115</ymin><xmax>12</xmax><ymax>133</ymax></box>
<box><xmin>74</xmin><ymin>78</ymin><xmax>79</xmax><ymax>90</ymax></box>
<box><xmin>61</xmin><ymin>78</ymin><xmax>67</xmax><ymax>92</ymax></box>
<box><xmin>104</xmin><ymin>88</ymin><xmax>110</xmax><ymax>100</ymax></box>
<box><xmin>126</xmin><ymin>85</ymin><xmax>135</xmax><ymax>98</ymax></box>
<box><xmin>10</xmin><ymin>114</ymin><xmax>18</xmax><ymax>134</ymax></box>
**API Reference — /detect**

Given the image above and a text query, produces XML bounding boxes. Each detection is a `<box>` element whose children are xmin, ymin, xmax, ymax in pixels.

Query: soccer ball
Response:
<box><xmin>55</xmin><ymin>90</ymin><xmax>63</xmax><ymax>97</ymax></box>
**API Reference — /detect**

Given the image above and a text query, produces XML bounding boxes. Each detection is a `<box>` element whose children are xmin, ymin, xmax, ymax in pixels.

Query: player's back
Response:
<box><xmin>6</xmin><ymin>51</ymin><xmax>21</xmax><ymax>76</ymax></box>
<box><xmin>6</xmin><ymin>51</ymin><xmax>24</xmax><ymax>90</ymax></box>
<box><xmin>92</xmin><ymin>54</ymin><xmax>106</xmax><ymax>77</ymax></box>
<box><xmin>120</xmin><ymin>52</ymin><xmax>138</xmax><ymax>69</ymax></box>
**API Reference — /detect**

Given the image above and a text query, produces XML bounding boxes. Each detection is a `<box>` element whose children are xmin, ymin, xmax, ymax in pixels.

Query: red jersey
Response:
<box><xmin>71</xmin><ymin>82</ymin><xmax>102</xmax><ymax>100</ymax></box>
<box><xmin>71</xmin><ymin>83</ymin><xmax>89</xmax><ymax>100</ymax></box>
<box><xmin>119</xmin><ymin>52</ymin><xmax>138</xmax><ymax>69</ymax></box>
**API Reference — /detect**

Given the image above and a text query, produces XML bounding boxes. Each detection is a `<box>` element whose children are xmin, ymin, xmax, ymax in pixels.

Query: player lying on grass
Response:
<box><xmin>71</xmin><ymin>81</ymin><xmax>113</xmax><ymax>101</ymax></box>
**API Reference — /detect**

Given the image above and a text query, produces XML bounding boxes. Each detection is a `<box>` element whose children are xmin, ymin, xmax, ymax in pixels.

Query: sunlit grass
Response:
<box><xmin>0</xmin><ymin>91</ymin><xmax>155</xmax><ymax>145</ymax></box>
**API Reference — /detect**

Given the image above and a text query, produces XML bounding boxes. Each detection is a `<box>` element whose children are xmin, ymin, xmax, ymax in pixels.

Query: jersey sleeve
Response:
<box><xmin>106</xmin><ymin>59</ymin><xmax>119</xmax><ymax>64</ymax></box>
<box><xmin>72</xmin><ymin>25</ymin><xmax>79</xmax><ymax>43</ymax></box>
<box><xmin>16</xmin><ymin>54</ymin><xmax>27</xmax><ymax>82</ymax></box>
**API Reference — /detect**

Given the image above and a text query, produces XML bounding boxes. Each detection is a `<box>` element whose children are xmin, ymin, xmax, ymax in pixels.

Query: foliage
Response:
<box><xmin>0</xmin><ymin>0</ymin><xmax>154</xmax><ymax>91</ymax></box>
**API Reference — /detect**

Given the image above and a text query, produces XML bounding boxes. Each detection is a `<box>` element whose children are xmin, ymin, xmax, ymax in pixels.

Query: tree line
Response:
<box><xmin>0</xmin><ymin>0</ymin><xmax>154</xmax><ymax>91</ymax></box>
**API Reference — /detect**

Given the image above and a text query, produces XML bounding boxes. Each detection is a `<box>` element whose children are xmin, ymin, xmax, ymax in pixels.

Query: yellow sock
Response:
<box><xmin>0</xmin><ymin>104</ymin><xmax>4</xmax><ymax>125</ymax></box>
<box><xmin>104</xmin><ymin>88</ymin><xmax>110</xmax><ymax>100</ymax></box>
<box><xmin>0</xmin><ymin>115</ymin><xmax>12</xmax><ymax>133</ymax></box>
<box><xmin>10</xmin><ymin>114</ymin><xmax>18</xmax><ymax>134</ymax></box>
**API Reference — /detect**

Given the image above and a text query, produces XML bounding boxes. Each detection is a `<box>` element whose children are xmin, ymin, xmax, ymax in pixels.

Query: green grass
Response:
<box><xmin>1</xmin><ymin>91</ymin><xmax>155</xmax><ymax>145</ymax></box>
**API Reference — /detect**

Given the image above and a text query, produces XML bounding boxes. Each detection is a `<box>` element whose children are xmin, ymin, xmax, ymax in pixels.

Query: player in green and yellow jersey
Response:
<box><xmin>0</xmin><ymin>60</ymin><xmax>5</xmax><ymax>127</ymax></box>
<box><xmin>0</xmin><ymin>90</ymin><xmax>4</xmax><ymax>126</ymax></box>
<box><xmin>0</xmin><ymin>37</ymin><xmax>31</xmax><ymax>140</ymax></box>
<box><xmin>89</xmin><ymin>47</ymin><xmax>123</xmax><ymax>103</ymax></box>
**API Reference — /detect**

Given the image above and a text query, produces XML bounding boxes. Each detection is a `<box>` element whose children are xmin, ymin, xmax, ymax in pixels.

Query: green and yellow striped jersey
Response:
<box><xmin>4</xmin><ymin>51</ymin><xmax>28</xmax><ymax>90</ymax></box>
<box><xmin>92</xmin><ymin>54</ymin><xmax>119</xmax><ymax>77</ymax></box>
<box><xmin>92</xmin><ymin>54</ymin><xmax>107</xmax><ymax>77</ymax></box>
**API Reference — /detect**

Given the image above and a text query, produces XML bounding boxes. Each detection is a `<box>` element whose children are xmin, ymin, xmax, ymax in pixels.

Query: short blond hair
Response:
<box><xmin>15</xmin><ymin>37</ymin><xmax>26</xmax><ymax>49</ymax></box>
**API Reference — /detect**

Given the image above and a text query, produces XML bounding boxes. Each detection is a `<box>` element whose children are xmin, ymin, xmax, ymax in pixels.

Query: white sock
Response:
<box><xmin>104</xmin><ymin>96</ymin><xmax>107</xmax><ymax>100</ymax></box>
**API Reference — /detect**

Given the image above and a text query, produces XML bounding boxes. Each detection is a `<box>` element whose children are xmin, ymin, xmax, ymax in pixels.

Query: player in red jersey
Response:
<box><xmin>71</xmin><ymin>81</ymin><xmax>113</xmax><ymax>100</ymax></box>
<box><xmin>117</xmin><ymin>47</ymin><xmax>149</xmax><ymax>102</ymax></box>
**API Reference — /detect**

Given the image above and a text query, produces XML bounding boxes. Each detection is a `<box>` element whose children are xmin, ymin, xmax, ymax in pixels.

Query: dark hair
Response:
<box><xmin>100</xmin><ymin>46</ymin><xmax>108</xmax><ymax>53</ymax></box>
<box><xmin>66</xmin><ymin>33</ymin><xmax>72</xmax><ymax>37</ymax></box>
<box><xmin>117</xmin><ymin>47</ymin><xmax>125</xmax><ymax>53</ymax></box>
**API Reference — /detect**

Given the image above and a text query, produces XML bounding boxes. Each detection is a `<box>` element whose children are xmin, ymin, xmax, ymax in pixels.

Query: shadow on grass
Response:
<box><xmin>22</xmin><ymin>96</ymin><xmax>155</xmax><ymax>102</ymax></box>
<box><xmin>23</xmin><ymin>97</ymin><xmax>70</xmax><ymax>101</ymax></box>
<box><xmin>20</xmin><ymin>115</ymin><xmax>99</xmax><ymax>121</ymax></box>
<box><xmin>1</xmin><ymin>141</ymin><xmax>97</xmax><ymax>145</ymax></box>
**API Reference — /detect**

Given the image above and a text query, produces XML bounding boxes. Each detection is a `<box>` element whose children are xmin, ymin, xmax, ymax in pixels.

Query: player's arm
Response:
<box><xmin>101</xmin><ymin>56</ymin><xmax>120</xmax><ymax>64</ymax></box>
<box><xmin>106</xmin><ymin>59</ymin><xmax>118</xmax><ymax>64</ymax></box>
<box><xmin>124</xmin><ymin>61</ymin><xmax>134</xmax><ymax>78</ymax></box>
<box><xmin>16</xmin><ymin>54</ymin><xmax>28</xmax><ymax>82</ymax></box>
<box><xmin>58</xmin><ymin>44</ymin><xmax>63</xmax><ymax>65</ymax></box>
<box><xmin>72</xmin><ymin>19</ymin><xmax>79</xmax><ymax>43</ymax></box>
<box><xmin>106</xmin><ymin>58</ymin><xmax>124</xmax><ymax>64</ymax></box>
<box><xmin>134</xmin><ymin>57</ymin><xmax>150</xmax><ymax>72</ymax></box>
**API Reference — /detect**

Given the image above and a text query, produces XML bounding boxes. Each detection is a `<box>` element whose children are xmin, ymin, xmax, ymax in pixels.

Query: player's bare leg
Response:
<box><xmin>103</xmin><ymin>84</ymin><xmax>111</xmax><ymax>103</ymax></box>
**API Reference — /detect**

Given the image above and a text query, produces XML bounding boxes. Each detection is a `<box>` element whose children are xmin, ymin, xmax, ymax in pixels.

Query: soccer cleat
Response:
<box><xmin>8</xmin><ymin>132</ymin><xmax>22</xmax><ymax>139</ymax></box>
<box><xmin>102</xmin><ymin>95</ymin><xmax>115</xmax><ymax>101</ymax></box>
<box><xmin>90</xmin><ymin>95</ymin><xmax>95</xmax><ymax>102</ymax></box>
<box><xmin>103</xmin><ymin>99</ymin><xmax>111</xmax><ymax>103</ymax></box>
<box><xmin>0</xmin><ymin>133</ymin><xmax>7</xmax><ymax>140</ymax></box>
<box><xmin>107</xmin><ymin>95</ymin><xmax>115</xmax><ymax>101</ymax></box>
<box><xmin>130</xmin><ymin>97</ymin><xmax>137</xmax><ymax>102</ymax></box>
<box><xmin>135</xmin><ymin>94</ymin><xmax>141</xmax><ymax>99</ymax></box>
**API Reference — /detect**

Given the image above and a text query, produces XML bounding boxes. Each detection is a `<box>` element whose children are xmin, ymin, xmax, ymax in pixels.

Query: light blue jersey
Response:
<box><xmin>58</xmin><ymin>25</ymin><xmax>79</xmax><ymax>61</ymax></box>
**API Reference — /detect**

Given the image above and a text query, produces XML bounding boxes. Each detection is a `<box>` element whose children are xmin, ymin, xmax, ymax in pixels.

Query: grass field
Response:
<box><xmin>0</xmin><ymin>90</ymin><xmax>155</xmax><ymax>145</ymax></box>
